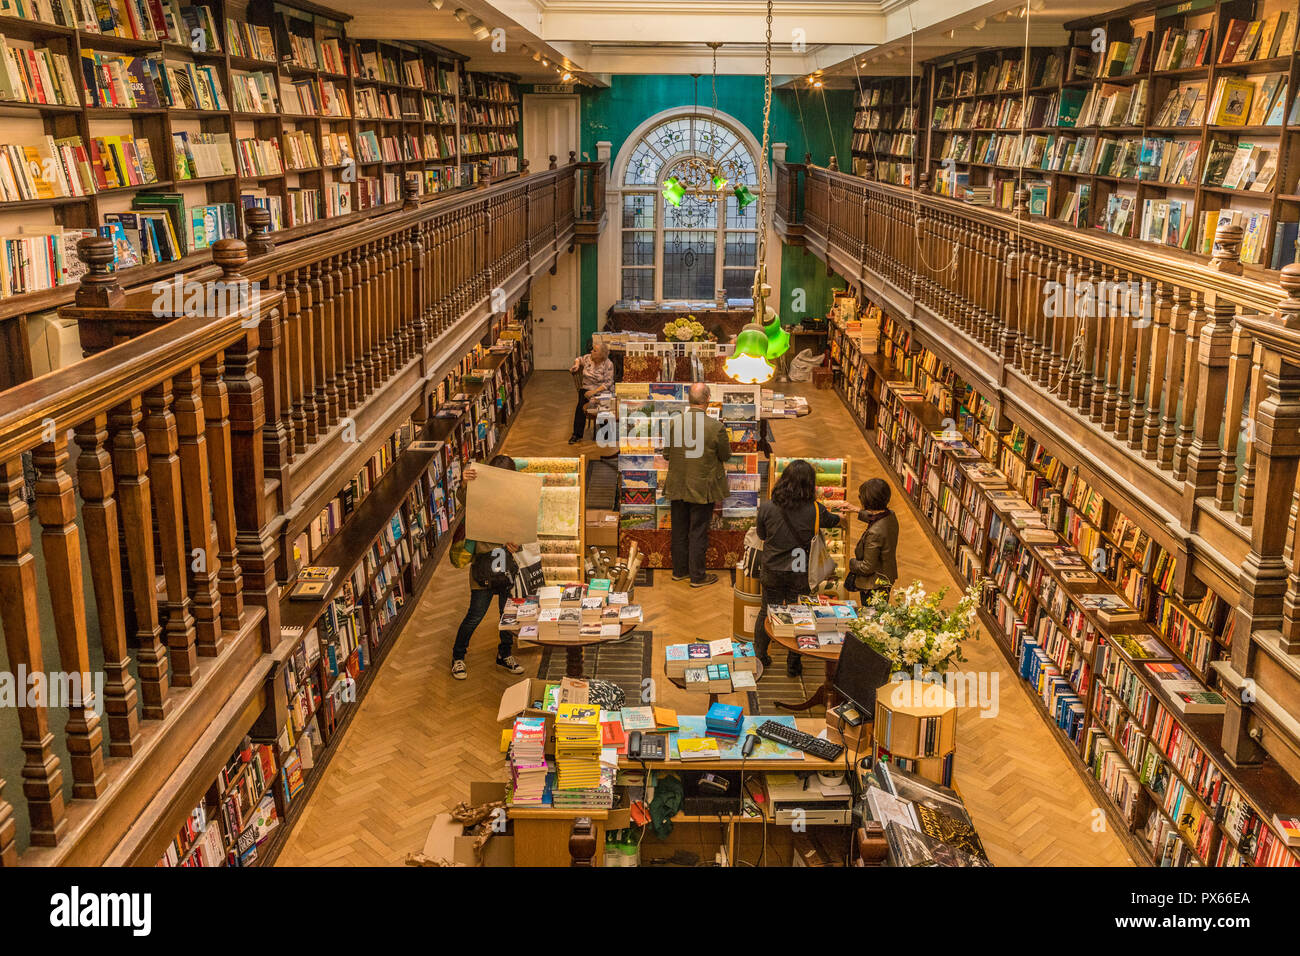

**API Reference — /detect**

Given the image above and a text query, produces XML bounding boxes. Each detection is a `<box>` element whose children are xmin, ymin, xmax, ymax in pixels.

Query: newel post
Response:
<box><xmin>74</xmin><ymin>236</ymin><xmax>125</xmax><ymax>309</ymax></box>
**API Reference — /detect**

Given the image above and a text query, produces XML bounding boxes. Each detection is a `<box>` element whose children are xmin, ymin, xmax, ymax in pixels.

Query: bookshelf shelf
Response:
<box><xmin>829</xmin><ymin>294</ymin><xmax>1300</xmax><ymax>868</ymax></box>
<box><xmin>0</xmin><ymin>0</ymin><xmax>523</xmax><ymax>308</ymax></box>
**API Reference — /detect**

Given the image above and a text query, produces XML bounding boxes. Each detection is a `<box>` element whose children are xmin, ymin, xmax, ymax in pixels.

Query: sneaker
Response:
<box><xmin>568</xmin><ymin>436</ymin><xmax>581</xmax><ymax>444</ymax></box>
<box><xmin>451</xmin><ymin>659</ymin><xmax>467</xmax><ymax>680</ymax></box>
<box><xmin>671</xmin><ymin>573</ymin><xmax>690</xmax><ymax>582</ymax></box>
<box><xmin>690</xmin><ymin>573</ymin><xmax>719</xmax><ymax>588</ymax></box>
<box><xmin>496</xmin><ymin>655</ymin><xmax>525</xmax><ymax>675</ymax></box>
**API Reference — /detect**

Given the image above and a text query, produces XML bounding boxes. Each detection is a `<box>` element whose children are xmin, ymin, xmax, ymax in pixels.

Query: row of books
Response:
<box><xmin>0</xmin><ymin>36</ymin><xmax>80</xmax><ymax>105</ymax></box>
<box><xmin>0</xmin><ymin>133</ymin><xmax>157</xmax><ymax>202</ymax></box>
<box><xmin>80</xmin><ymin>49</ymin><xmax>228</xmax><ymax>110</ymax></box>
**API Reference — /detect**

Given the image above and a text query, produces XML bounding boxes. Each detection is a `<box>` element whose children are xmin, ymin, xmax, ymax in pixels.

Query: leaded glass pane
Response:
<box><xmin>622</xmin><ymin>193</ymin><xmax>655</xmax><ymax>229</ymax></box>
<box><xmin>662</xmin><ymin>230</ymin><xmax>716</xmax><ymax>301</ymax></box>
<box><xmin>622</xmin><ymin>230</ymin><xmax>655</xmax><ymax>266</ymax></box>
<box><xmin>622</xmin><ymin>269</ymin><xmax>655</xmax><ymax>302</ymax></box>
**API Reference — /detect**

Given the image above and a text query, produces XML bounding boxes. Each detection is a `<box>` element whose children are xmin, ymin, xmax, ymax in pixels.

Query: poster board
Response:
<box><xmin>465</xmin><ymin>466</ymin><xmax>543</xmax><ymax>545</ymax></box>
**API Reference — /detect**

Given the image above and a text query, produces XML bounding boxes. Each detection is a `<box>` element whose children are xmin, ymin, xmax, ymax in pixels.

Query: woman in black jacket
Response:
<box><xmin>848</xmin><ymin>478</ymin><xmax>899</xmax><ymax>605</ymax></box>
<box><xmin>754</xmin><ymin>459</ymin><xmax>853</xmax><ymax>676</ymax></box>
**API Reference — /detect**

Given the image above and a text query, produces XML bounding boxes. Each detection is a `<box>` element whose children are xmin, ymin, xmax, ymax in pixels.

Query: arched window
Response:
<box><xmin>618</xmin><ymin>111</ymin><xmax>760</xmax><ymax>305</ymax></box>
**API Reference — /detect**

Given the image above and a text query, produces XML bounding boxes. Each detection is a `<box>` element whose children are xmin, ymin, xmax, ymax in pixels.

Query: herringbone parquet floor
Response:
<box><xmin>276</xmin><ymin>370</ymin><xmax>1134</xmax><ymax>867</ymax></box>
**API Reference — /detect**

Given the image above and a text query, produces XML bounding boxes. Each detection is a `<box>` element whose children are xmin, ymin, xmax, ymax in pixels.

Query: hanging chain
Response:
<box><xmin>756</xmin><ymin>0</ymin><xmax>773</xmax><ymax>277</ymax></box>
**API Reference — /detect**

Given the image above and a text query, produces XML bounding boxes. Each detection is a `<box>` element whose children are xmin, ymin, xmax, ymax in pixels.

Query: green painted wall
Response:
<box><xmin>780</xmin><ymin>248</ymin><xmax>846</xmax><ymax>329</ymax></box>
<box><xmin>572</xmin><ymin>75</ymin><xmax>853</xmax><ymax>344</ymax></box>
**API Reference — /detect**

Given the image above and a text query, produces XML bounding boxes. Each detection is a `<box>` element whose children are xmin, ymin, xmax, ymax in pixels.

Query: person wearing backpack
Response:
<box><xmin>846</xmin><ymin>478</ymin><xmax>899</xmax><ymax>606</ymax></box>
<box><xmin>754</xmin><ymin>459</ymin><xmax>853</xmax><ymax>676</ymax></box>
<box><xmin>447</xmin><ymin>454</ymin><xmax>526</xmax><ymax>680</ymax></box>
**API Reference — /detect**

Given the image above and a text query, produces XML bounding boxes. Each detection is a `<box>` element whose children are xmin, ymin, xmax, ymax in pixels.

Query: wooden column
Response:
<box><xmin>73</xmin><ymin>416</ymin><xmax>140</xmax><ymax>755</ymax></box>
<box><xmin>173</xmin><ymin>365</ymin><xmax>222</xmax><ymax>657</ymax></box>
<box><xmin>110</xmin><ymin>396</ymin><xmax>170</xmax><ymax>719</ymax></box>
<box><xmin>30</xmin><ymin>438</ymin><xmax>106</xmax><ymax>798</ymax></box>
<box><xmin>0</xmin><ymin>457</ymin><xmax>66</xmax><ymax>846</ymax></box>
<box><xmin>143</xmin><ymin>380</ymin><xmax>198</xmax><ymax>687</ymax></box>
<box><xmin>201</xmin><ymin>354</ymin><xmax>243</xmax><ymax>637</ymax></box>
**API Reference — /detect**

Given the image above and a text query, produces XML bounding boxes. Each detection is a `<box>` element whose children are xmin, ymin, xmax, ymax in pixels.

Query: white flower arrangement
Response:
<box><xmin>849</xmin><ymin>580</ymin><xmax>983</xmax><ymax>673</ymax></box>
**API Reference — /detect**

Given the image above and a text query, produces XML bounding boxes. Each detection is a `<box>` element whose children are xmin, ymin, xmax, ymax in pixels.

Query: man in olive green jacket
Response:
<box><xmin>663</xmin><ymin>382</ymin><xmax>732</xmax><ymax>587</ymax></box>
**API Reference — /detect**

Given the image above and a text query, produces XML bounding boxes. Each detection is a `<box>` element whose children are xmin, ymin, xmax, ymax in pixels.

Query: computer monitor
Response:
<box><xmin>833</xmin><ymin>637</ymin><xmax>894</xmax><ymax>714</ymax></box>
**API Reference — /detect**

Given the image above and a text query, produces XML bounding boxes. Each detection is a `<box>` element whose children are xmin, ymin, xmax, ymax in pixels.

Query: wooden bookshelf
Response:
<box><xmin>0</xmin><ymin>0</ymin><xmax>523</xmax><ymax>316</ymax></box>
<box><xmin>828</xmin><ymin>294</ymin><xmax>1300</xmax><ymax>868</ymax></box>
<box><xmin>851</xmin><ymin>74</ymin><xmax>923</xmax><ymax>187</ymax></box>
<box><xmin>909</xmin><ymin>0</ymin><xmax>1300</xmax><ymax>271</ymax></box>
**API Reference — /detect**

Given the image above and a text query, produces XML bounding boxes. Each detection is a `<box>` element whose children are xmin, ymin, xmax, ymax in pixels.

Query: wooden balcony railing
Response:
<box><xmin>575</xmin><ymin>159</ymin><xmax>609</xmax><ymax>244</ymax></box>
<box><xmin>0</xmin><ymin>165</ymin><xmax>577</xmax><ymax>866</ymax></box>
<box><xmin>775</xmin><ymin>160</ymin><xmax>1300</xmax><ymax>779</ymax></box>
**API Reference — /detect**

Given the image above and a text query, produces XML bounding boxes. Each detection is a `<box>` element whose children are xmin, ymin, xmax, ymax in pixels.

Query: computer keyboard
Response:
<box><xmin>755</xmin><ymin>720</ymin><xmax>844</xmax><ymax>761</ymax></box>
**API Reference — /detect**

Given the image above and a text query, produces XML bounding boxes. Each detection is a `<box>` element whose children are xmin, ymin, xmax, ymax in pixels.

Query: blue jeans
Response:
<box><xmin>452</xmin><ymin>583</ymin><xmax>514</xmax><ymax>660</ymax></box>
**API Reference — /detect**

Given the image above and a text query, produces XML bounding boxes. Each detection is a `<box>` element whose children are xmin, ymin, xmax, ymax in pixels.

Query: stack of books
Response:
<box><xmin>553</xmin><ymin>703</ymin><xmax>601</xmax><ymax>791</ymax></box>
<box><xmin>509</xmin><ymin>716</ymin><xmax>549</xmax><ymax>806</ymax></box>
<box><xmin>705</xmin><ymin>702</ymin><xmax>744</xmax><ymax>739</ymax></box>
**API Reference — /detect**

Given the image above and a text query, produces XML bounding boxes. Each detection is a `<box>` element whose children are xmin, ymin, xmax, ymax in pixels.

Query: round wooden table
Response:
<box><xmin>510</xmin><ymin>619</ymin><xmax>642</xmax><ymax>678</ymax></box>
<box><xmin>766</xmin><ymin>625</ymin><xmax>843</xmax><ymax>712</ymax></box>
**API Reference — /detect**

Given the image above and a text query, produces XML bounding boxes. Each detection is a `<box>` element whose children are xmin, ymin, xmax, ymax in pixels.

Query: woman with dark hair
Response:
<box><xmin>847</xmin><ymin>477</ymin><xmax>899</xmax><ymax>605</ymax></box>
<box><xmin>447</xmin><ymin>454</ymin><xmax>527</xmax><ymax>680</ymax></box>
<box><xmin>754</xmin><ymin>459</ymin><xmax>853</xmax><ymax>675</ymax></box>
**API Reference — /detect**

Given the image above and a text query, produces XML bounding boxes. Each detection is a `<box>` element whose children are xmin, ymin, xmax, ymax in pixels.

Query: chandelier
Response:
<box><xmin>662</xmin><ymin>44</ymin><xmax>758</xmax><ymax>212</ymax></box>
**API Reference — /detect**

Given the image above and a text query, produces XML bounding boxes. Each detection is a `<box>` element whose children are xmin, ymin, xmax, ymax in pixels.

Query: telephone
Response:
<box><xmin>627</xmin><ymin>731</ymin><xmax>666</xmax><ymax>760</ymax></box>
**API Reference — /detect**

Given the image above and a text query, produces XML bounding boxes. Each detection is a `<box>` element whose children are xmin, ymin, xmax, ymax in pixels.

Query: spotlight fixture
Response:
<box><xmin>542</xmin><ymin>58</ymin><xmax>549</xmax><ymax>66</ymax></box>
<box><xmin>561</xmin><ymin>71</ymin><xmax>573</xmax><ymax>81</ymax></box>
<box><xmin>468</xmin><ymin>15</ymin><xmax>490</xmax><ymax>39</ymax></box>
<box><xmin>973</xmin><ymin>17</ymin><xmax>987</xmax><ymax>30</ymax></box>
<box><xmin>428</xmin><ymin>0</ymin><xmax>444</xmax><ymax>7</ymax></box>
<box><xmin>452</xmin><ymin>6</ymin><xmax>466</xmax><ymax>21</ymax></box>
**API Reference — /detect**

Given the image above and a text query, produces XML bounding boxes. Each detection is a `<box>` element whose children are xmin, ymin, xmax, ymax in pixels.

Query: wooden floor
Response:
<box><xmin>276</xmin><ymin>370</ymin><xmax>1134</xmax><ymax>867</ymax></box>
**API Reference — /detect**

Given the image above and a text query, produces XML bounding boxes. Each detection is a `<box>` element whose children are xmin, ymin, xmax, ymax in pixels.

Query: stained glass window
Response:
<box><xmin>618</xmin><ymin>110</ymin><xmax>762</xmax><ymax>305</ymax></box>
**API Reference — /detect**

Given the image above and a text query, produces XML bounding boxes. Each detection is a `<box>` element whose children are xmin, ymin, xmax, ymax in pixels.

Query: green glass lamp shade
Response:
<box><xmin>662</xmin><ymin>176</ymin><xmax>685</xmax><ymax>206</ymax></box>
<box><xmin>733</xmin><ymin>183</ymin><xmax>757</xmax><ymax>210</ymax></box>
<box><xmin>711</xmin><ymin>172</ymin><xmax>729</xmax><ymax>191</ymax></box>
<box><xmin>725</xmin><ymin>322</ymin><xmax>775</xmax><ymax>383</ymax></box>
<box><xmin>733</xmin><ymin>323</ymin><xmax>769</xmax><ymax>359</ymax></box>
<box><xmin>763</xmin><ymin>314</ymin><xmax>791</xmax><ymax>359</ymax></box>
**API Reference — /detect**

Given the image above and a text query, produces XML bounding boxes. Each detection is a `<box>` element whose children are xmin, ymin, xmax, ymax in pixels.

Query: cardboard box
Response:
<box><xmin>419</xmin><ymin>783</ymin><xmax>515</xmax><ymax>866</ymax></box>
<box><xmin>498</xmin><ymin>678</ymin><xmax>558</xmax><ymax>754</ymax></box>
<box><xmin>585</xmin><ymin>509</ymin><xmax>619</xmax><ymax>547</ymax></box>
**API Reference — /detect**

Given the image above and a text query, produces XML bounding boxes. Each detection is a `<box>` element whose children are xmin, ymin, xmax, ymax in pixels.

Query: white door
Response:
<box><xmin>530</xmin><ymin>254</ymin><xmax>580</xmax><ymax>370</ymax></box>
<box><xmin>523</xmin><ymin>94</ymin><xmax>579</xmax><ymax>172</ymax></box>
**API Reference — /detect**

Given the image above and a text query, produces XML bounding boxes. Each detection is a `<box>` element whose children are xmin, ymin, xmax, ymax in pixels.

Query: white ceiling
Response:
<box><xmin>327</xmin><ymin>0</ymin><xmax>1119</xmax><ymax>85</ymax></box>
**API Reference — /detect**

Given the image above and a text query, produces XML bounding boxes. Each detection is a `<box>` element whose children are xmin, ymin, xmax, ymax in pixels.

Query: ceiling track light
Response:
<box><xmin>973</xmin><ymin>17</ymin><xmax>987</xmax><ymax>30</ymax></box>
<box><xmin>452</xmin><ymin>6</ymin><xmax>466</xmax><ymax>21</ymax></box>
<box><xmin>428</xmin><ymin>0</ymin><xmax>444</xmax><ymax>8</ymax></box>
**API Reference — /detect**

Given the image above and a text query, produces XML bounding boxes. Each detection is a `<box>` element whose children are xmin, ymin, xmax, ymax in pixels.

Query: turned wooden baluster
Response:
<box><xmin>281</xmin><ymin>269</ymin><xmax>306</xmax><ymax>455</ymax></box>
<box><xmin>1160</xmin><ymin>286</ymin><xmax>1191</xmax><ymax>470</ymax></box>
<box><xmin>1216</xmin><ymin>321</ymin><xmax>1255</xmax><ymax>510</ymax></box>
<box><xmin>1266</xmin><ymin>266</ymin><xmax>1300</xmax><ymax>651</ymax></box>
<box><xmin>110</xmin><ymin>397</ymin><xmax>170</xmax><ymax>718</ymax></box>
<box><xmin>1143</xmin><ymin>282</ymin><xmax>1172</xmax><ymax>458</ymax></box>
<box><xmin>339</xmin><ymin>251</ymin><xmax>359</xmax><ymax>410</ymax></box>
<box><xmin>1100</xmin><ymin>263</ymin><xmax>1123</xmax><ymax>428</ymax></box>
<box><xmin>329</xmin><ymin>253</ymin><xmax>347</xmax><ymax>417</ymax></box>
<box><xmin>358</xmin><ymin>244</ymin><xmax>377</xmax><ymax>391</ymax></box>
<box><xmin>318</xmin><ymin>257</ymin><xmax>340</xmax><ymax>427</ymax></box>
<box><xmin>244</xmin><ymin>205</ymin><xmax>275</xmax><ymax>257</ymax></box>
<box><xmin>1237</xmin><ymin>340</ymin><xmax>1263</xmax><ymax>525</ymax></box>
<box><xmin>143</xmin><ymin>379</ymin><xmax>198</xmax><ymax>687</ymax></box>
<box><xmin>173</xmin><ymin>365</ymin><xmax>222</xmax><ymax>657</ymax></box>
<box><xmin>73</xmin><ymin>416</ymin><xmax>141</xmax><ymax>755</ymax></box>
<box><xmin>225</xmin><ymin>323</ymin><xmax>281</xmax><ymax>648</ymax></box>
<box><xmin>1124</xmin><ymin>271</ymin><xmax>1151</xmax><ymax>449</ymax></box>
<box><xmin>307</xmin><ymin>262</ymin><xmax>330</xmax><ymax>430</ymax></box>
<box><xmin>1174</xmin><ymin>293</ymin><xmax>1205</xmax><ymax>480</ymax></box>
<box><xmin>348</xmin><ymin>248</ymin><xmax>367</xmax><ymax>401</ymax></box>
<box><xmin>200</xmin><ymin>355</ymin><xmax>243</xmax><ymax>635</ymax></box>
<box><xmin>411</xmin><ymin>226</ymin><xmax>426</xmax><ymax>352</ymax></box>
<box><xmin>296</xmin><ymin>266</ymin><xmax>319</xmax><ymax>444</ymax></box>
<box><xmin>0</xmin><ymin>457</ymin><xmax>66</xmax><ymax>847</ymax></box>
<box><xmin>31</xmin><ymin>439</ymin><xmax>106</xmax><ymax>797</ymax></box>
